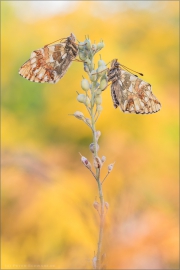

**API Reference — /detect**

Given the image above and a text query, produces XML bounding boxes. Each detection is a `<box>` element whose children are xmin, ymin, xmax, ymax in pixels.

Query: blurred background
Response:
<box><xmin>1</xmin><ymin>1</ymin><xmax>179</xmax><ymax>269</ymax></box>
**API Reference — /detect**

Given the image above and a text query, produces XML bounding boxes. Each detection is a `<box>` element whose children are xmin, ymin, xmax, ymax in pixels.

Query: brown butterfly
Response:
<box><xmin>19</xmin><ymin>33</ymin><xmax>78</xmax><ymax>84</ymax></box>
<box><xmin>107</xmin><ymin>59</ymin><xmax>161</xmax><ymax>114</ymax></box>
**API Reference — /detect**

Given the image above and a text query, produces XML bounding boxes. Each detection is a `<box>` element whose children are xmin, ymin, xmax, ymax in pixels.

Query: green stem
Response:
<box><xmin>90</xmin><ymin>77</ymin><xmax>105</xmax><ymax>270</ymax></box>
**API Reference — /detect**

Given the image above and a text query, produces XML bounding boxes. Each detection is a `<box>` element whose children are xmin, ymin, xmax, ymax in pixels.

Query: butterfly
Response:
<box><xmin>19</xmin><ymin>33</ymin><xmax>78</xmax><ymax>84</ymax></box>
<box><xmin>107</xmin><ymin>59</ymin><xmax>161</xmax><ymax>114</ymax></box>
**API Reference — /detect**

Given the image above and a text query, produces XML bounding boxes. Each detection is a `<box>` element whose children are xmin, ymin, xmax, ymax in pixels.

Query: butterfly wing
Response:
<box><xmin>111</xmin><ymin>70</ymin><xmax>161</xmax><ymax>114</ymax></box>
<box><xmin>19</xmin><ymin>43</ymin><xmax>73</xmax><ymax>84</ymax></box>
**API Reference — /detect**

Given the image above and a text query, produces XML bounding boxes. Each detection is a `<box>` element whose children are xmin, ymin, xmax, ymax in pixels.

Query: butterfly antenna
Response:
<box><xmin>119</xmin><ymin>65</ymin><xmax>138</xmax><ymax>77</ymax></box>
<box><xmin>120</xmin><ymin>63</ymin><xmax>143</xmax><ymax>76</ymax></box>
<box><xmin>45</xmin><ymin>37</ymin><xmax>67</xmax><ymax>47</ymax></box>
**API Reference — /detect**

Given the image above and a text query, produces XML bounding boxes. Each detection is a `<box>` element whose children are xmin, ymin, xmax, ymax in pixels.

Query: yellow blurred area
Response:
<box><xmin>1</xmin><ymin>1</ymin><xmax>179</xmax><ymax>269</ymax></box>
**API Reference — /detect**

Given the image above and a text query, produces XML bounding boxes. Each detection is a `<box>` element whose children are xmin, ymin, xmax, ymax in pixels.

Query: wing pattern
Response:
<box><xmin>108</xmin><ymin>59</ymin><xmax>161</xmax><ymax>114</ymax></box>
<box><xmin>19</xmin><ymin>33</ymin><xmax>78</xmax><ymax>84</ymax></box>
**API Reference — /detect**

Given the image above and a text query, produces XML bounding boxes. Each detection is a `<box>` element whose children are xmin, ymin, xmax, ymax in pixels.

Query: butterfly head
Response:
<box><xmin>68</xmin><ymin>33</ymin><xmax>76</xmax><ymax>43</ymax></box>
<box><xmin>111</xmin><ymin>59</ymin><xmax>120</xmax><ymax>69</ymax></box>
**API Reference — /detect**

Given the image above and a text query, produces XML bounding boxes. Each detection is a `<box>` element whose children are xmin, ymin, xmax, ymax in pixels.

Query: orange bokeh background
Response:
<box><xmin>1</xmin><ymin>1</ymin><xmax>179</xmax><ymax>269</ymax></box>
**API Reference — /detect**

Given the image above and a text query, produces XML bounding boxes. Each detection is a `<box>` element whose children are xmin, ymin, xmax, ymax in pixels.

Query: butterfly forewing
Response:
<box><xmin>108</xmin><ymin>59</ymin><xmax>161</xmax><ymax>114</ymax></box>
<box><xmin>19</xmin><ymin>33</ymin><xmax>78</xmax><ymax>84</ymax></box>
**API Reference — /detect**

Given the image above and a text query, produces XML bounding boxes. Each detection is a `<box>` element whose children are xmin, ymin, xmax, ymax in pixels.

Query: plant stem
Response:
<box><xmin>90</xmin><ymin>80</ymin><xmax>105</xmax><ymax>270</ymax></box>
<box><xmin>101</xmin><ymin>172</ymin><xmax>110</xmax><ymax>185</ymax></box>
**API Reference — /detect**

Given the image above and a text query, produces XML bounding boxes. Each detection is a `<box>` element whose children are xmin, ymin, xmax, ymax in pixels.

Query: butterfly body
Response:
<box><xmin>107</xmin><ymin>59</ymin><xmax>161</xmax><ymax>114</ymax></box>
<box><xmin>19</xmin><ymin>33</ymin><xmax>78</xmax><ymax>84</ymax></box>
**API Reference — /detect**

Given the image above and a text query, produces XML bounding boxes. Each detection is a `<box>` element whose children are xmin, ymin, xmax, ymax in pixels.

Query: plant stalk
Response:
<box><xmin>90</xmin><ymin>79</ymin><xmax>105</xmax><ymax>270</ymax></box>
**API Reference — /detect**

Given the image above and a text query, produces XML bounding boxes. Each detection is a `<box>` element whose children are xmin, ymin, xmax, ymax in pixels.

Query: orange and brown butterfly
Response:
<box><xmin>19</xmin><ymin>33</ymin><xmax>78</xmax><ymax>84</ymax></box>
<box><xmin>107</xmin><ymin>59</ymin><xmax>161</xmax><ymax>114</ymax></box>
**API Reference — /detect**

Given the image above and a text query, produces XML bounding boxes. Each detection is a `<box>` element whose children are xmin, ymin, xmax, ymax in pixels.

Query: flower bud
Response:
<box><xmin>96</xmin><ymin>131</ymin><xmax>101</xmax><ymax>141</ymax></box>
<box><xmin>86</xmin><ymin>162</ymin><xmax>92</xmax><ymax>170</ymax></box>
<box><xmin>85</xmin><ymin>118</ymin><xmax>91</xmax><ymax>126</ymax></box>
<box><xmin>79</xmin><ymin>51</ymin><xmax>87</xmax><ymax>61</ymax></box>
<box><xmin>108</xmin><ymin>162</ymin><xmax>115</xmax><ymax>173</ymax></box>
<box><xmin>94</xmin><ymin>156</ymin><xmax>102</xmax><ymax>169</ymax></box>
<box><xmin>73</xmin><ymin>111</ymin><xmax>84</xmax><ymax>120</ymax></box>
<box><xmin>105</xmin><ymin>202</ymin><xmax>109</xmax><ymax>210</ymax></box>
<box><xmin>85</xmin><ymin>39</ymin><xmax>91</xmax><ymax>50</ymax></box>
<box><xmin>90</xmin><ymin>62</ymin><xmax>94</xmax><ymax>71</ymax></box>
<box><xmin>96</xmin><ymin>88</ymin><xmax>102</xmax><ymax>95</ymax></box>
<box><xmin>96</xmin><ymin>105</ymin><xmax>103</xmax><ymax>112</ymax></box>
<box><xmin>101</xmin><ymin>73</ymin><xmax>108</xmax><ymax>80</ymax></box>
<box><xmin>97</xmin><ymin>65</ymin><xmax>107</xmax><ymax>77</ymax></box>
<box><xmin>85</xmin><ymin>96</ymin><xmax>90</xmax><ymax>106</ymax></box>
<box><xmin>99</xmin><ymin>78</ymin><xmax>108</xmax><ymax>91</ymax></box>
<box><xmin>90</xmin><ymin>70</ymin><xmax>97</xmax><ymax>82</ymax></box>
<box><xmin>95</xmin><ymin>82</ymin><xmax>100</xmax><ymax>88</ymax></box>
<box><xmin>84</xmin><ymin>62</ymin><xmax>90</xmax><ymax>73</ymax></box>
<box><xmin>81</xmin><ymin>155</ymin><xmax>88</xmax><ymax>165</ymax></box>
<box><xmin>97</xmin><ymin>41</ymin><xmax>105</xmax><ymax>50</ymax></box>
<box><xmin>98</xmin><ymin>59</ymin><xmax>106</xmax><ymax>67</ymax></box>
<box><xmin>89</xmin><ymin>143</ymin><xmax>99</xmax><ymax>153</ymax></box>
<box><xmin>92</xmin><ymin>256</ymin><xmax>97</xmax><ymax>269</ymax></box>
<box><xmin>78</xmin><ymin>41</ymin><xmax>86</xmax><ymax>51</ymax></box>
<box><xmin>93</xmin><ymin>201</ymin><xmax>99</xmax><ymax>211</ymax></box>
<box><xmin>92</xmin><ymin>44</ymin><xmax>97</xmax><ymax>52</ymax></box>
<box><xmin>95</xmin><ymin>95</ymin><xmax>102</xmax><ymax>105</ymax></box>
<box><xmin>101</xmin><ymin>253</ymin><xmax>106</xmax><ymax>263</ymax></box>
<box><xmin>101</xmin><ymin>156</ymin><xmax>106</xmax><ymax>163</ymax></box>
<box><xmin>85</xmin><ymin>58</ymin><xmax>91</xmax><ymax>65</ymax></box>
<box><xmin>81</xmin><ymin>79</ymin><xmax>90</xmax><ymax>91</ymax></box>
<box><xmin>77</xmin><ymin>94</ymin><xmax>86</xmax><ymax>103</ymax></box>
<box><xmin>80</xmin><ymin>154</ymin><xmax>92</xmax><ymax>170</ymax></box>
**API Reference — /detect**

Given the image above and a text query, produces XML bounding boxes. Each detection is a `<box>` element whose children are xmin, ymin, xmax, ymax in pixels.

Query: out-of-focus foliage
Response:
<box><xmin>1</xmin><ymin>1</ymin><xmax>179</xmax><ymax>269</ymax></box>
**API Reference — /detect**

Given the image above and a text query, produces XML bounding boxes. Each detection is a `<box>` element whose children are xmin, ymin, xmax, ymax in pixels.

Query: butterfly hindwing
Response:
<box><xmin>108</xmin><ymin>59</ymin><xmax>161</xmax><ymax>114</ymax></box>
<box><xmin>19</xmin><ymin>33</ymin><xmax>78</xmax><ymax>84</ymax></box>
